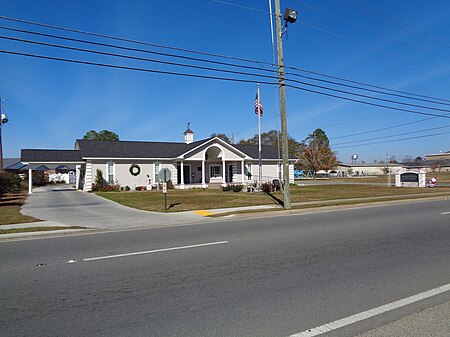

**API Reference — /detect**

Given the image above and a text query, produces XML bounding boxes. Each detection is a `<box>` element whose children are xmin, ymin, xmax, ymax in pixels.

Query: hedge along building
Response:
<box><xmin>21</xmin><ymin>127</ymin><xmax>295</xmax><ymax>193</ymax></box>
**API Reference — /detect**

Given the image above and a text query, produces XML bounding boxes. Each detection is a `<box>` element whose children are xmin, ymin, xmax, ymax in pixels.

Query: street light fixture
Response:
<box><xmin>284</xmin><ymin>8</ymin><xmax>298</xmax><ymax>23</ymax></box>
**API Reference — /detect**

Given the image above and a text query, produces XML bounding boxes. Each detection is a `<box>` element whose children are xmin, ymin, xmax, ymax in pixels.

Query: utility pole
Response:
<box><xmin>274</xmin><ymin>0</ymin><xmax>291</xmax><ymax>209</ymax></box>
<box><xmin>0</xmin><ymin>98</ymin><xmax>8</xmax><ymax>171</ymax></box>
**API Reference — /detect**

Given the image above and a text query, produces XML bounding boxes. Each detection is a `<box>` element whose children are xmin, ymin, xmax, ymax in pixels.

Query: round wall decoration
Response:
<box><xmin>129</xmin><ymin>164</ymin><xmax>141</xmax><ymax>176</ymax></box>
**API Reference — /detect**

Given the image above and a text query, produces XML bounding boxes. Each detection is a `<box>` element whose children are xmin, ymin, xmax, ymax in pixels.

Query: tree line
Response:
<box><xmin>212</xmin><ymin>128</ymin><xmax>337</xmax><ymax>176</ymax></box>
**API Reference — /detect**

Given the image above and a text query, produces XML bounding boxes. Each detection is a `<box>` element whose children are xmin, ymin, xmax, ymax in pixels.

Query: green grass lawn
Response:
<box><xmin>0</xmin><ymin>191</ymin><xmax>41</xmax><ymax>225</ymax></box>
<box><xmin>97</xmin><ymin>184</ymin><xmax>450</xmax><ymax>212</ymax></box>
<box><xmin>289</xmin><ymin>184</ymin><xmax>448</xmax><ymax>203</ymax></box>
<box><xmin>97</xmin><ymin>189</ymin><xmax>281</xmax><ymax>212</ymax></box>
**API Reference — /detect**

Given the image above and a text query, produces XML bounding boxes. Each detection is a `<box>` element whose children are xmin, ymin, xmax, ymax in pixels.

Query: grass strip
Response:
<box><xmin>210</xmin><ymin>194</ymin><xmax>450</xmax><ymax>217</ymax></box>
<box><xmin>0</xmin><ymin>226</ymin><xmax>86</xmax><ymax>235</ymax></box>
<box><xmin>0</xmin><ymin>205</ymin><xmax>42</xmax><ymax>225</ymax></box>
<box><xmin>97</xmin><ymin>185</ymin><xmax>450</xmax><ymax>213</ymax></box>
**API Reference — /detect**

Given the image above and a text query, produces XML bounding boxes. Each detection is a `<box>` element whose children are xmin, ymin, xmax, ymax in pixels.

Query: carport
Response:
<box><xmin>21</xmin><ymin>149</ymin><xmax>84</xmax><ymax>194</ymax></box>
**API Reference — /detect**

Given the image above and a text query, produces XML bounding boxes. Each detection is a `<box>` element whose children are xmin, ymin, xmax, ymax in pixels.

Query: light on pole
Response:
<box><xmin>0</xmin><ymin>98</ymin><xmax>9</xmax><ymax>171</ymax></box>
<box><xmin>274</xmin><ymin>0</ymin><xmax>297</xmax><ymax>209</ymax></box>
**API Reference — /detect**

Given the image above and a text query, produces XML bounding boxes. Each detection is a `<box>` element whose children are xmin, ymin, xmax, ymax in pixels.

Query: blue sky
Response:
<box><xmin>1</xmin><ymin>0</ymin><xmax>449</xmax><ymax>163</ymax></box>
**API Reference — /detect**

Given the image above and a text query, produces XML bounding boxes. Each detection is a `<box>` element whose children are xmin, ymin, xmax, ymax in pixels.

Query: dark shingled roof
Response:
<box><xmin>75</xmin><ymin>139</ymin><xmax>210</xmax><ymax>158</ymax></box>
<box><xmin>234</xmin><ymin>144</ymin><xmax>280</xmax><ymax>159</ymax></box>
<box><xmin>21</xmin><ymin>149</ymin><xmax>82</xmax><ymax>162</ymax></box>
<box><xmin>75</xmin><ymin>138</ymin><xmax>281</xmax><ymax>160</ymax></box>
<box><xmin>3</xmin><ymin>158</ymin><xmax>22</xmax><ymax>170</ymax></box>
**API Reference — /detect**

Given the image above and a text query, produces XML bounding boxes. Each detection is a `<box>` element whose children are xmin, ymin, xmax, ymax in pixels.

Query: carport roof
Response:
<box><xmin>21</xmin><ymin>149</ymin><xmax>83</xmax><ymax>163</ymax></box>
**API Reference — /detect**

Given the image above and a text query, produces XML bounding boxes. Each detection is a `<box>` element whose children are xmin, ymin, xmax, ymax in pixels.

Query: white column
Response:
<box><xmin>202</xmin><ymin>160</ymin><xmax>206</xmax><ymax>188</ymax></box>
<box><xmin>222</xmin><ymin>160</ymin><xmax>226</xmax><ymax>185</ymax></box>
<box><xmin>241</xmin><ymin>160</ymin><xmax>245</xmax><ymax>183</ymax></box>
<box><xmin>85</xmin><ymin>160</ymin><xmax>92</xmax><ymax>191</ymax></box>
<box><xmin>180</xmin><ymin>161</ymin><xmax>185</xmax><ymax>188</ymax></box>
<box><xmin>28</xmin><ymin>168</ymin><xmax>33</xmax><ymax>194</ymax></box>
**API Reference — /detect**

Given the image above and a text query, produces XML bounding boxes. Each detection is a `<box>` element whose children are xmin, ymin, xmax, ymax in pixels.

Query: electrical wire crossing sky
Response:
<box><xmin>0</xmin><ymin>0</ymin><xmax>449</xmax><ymax>163</ymax></box>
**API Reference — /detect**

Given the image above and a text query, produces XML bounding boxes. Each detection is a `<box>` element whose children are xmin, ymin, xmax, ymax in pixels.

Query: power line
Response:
<box><xmin>288</xmin><ymin>71</ymin><xmax>450</xmax><ymax>107</ymax></box>
<box><xmin>2</xmin><ymin>48</ymin><xmax>450</xmax><ymax>121</ymax></box>
<box><xmin>209</xmin><ymin>0</ymin><xmax>269</xmax><ymax>14</ymax></box>
<box><xmin>0</xmin><ymin>48</ymin><xmax>278</xmax><ymax>85</ymax></box>
<box><xmin>6</xmin><ymin>33</ymin><xmax>450</xmax><ymax>115</ymax></box>
<box><xmin>294</xmin><ymin>0</ymin><xmax>450</xmax><ymax>61</ymax></box>
<box><xmin>0</xmin><ymin>15</ymin><xmax>275</xmax><ymax>68</ymax></box>
<box><xmin>332</xmin><ymin>124</ymin><xmax>450</xmax><ymax>146</ymax></box>
<box><xmin>5</xmin><ymin>24</ymin><xmax>450</xmax><ymax>110</ymax></box>
<box><xmin>0</xmin><ymin>35</ymin><xmax>278</xmax><ymax>81</ymax></box>
<box><xmin>2</xmin><ymin>15</ymin><xmax>450</xmax><ymax>105</ymax></box>
<box><xmin>334</xmin><ymin>0</ymin><xmax>450</xmax><ymax>49</ymax></box>
<box><xmin>332</xmin><ymin>130</ymin><xmax>450</xmax><ymax>149</ymax></box>
<box><xmin>285</xmin><ymin>81</ymin><xmax>450</xmax><ymax>119</ymax></box>
<box><xmin>0</xmin><ymin>26</ymin><xmax>276</xmax><ymax>76</ymax></box>
<box><xmin>330</xmin><ymin>116</ymin><xmax>437</xmax><ymax>140</ymax></box>
<box><xmin>298</xmin><ymin>21</ymin><xmax>428</xmax><ymax>67</ymax></box>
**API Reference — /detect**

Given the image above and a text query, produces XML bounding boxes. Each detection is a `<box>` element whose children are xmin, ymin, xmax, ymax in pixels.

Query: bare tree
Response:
<box><xmin>297</xmin><ymin>129</ymin><xmax>337</xmax><ymax>178</ymax></box>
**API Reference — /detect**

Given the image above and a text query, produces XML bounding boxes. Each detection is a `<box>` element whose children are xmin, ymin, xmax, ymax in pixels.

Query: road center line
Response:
<box><xmin>289</xmin><ymin>283</ymin><xmax>450</xmax><ymax>337</ymax></box>
<box><xmin>82</xmin><ymin>241</ymin><xmax>229</xmax><ymax>262</ymax></box>
<box><xmin>441</xmin><ymin>211</ymin><xmax>450</xmax><ymax>215</ymax></box>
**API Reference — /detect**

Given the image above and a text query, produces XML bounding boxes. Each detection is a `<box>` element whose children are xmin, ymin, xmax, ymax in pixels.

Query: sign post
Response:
<box><xmin>163</xmin><ymin>182</ymin><xmax>167</xmax><ymax>211</ymax></box>
<box><xmin>159</xmin><ymin>168</ymin><xmax>171</xmax><ymax>211</ymax></box>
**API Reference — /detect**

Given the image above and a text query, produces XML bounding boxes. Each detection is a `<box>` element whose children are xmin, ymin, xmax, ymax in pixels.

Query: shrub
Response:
<box><xmin>0</xmin><ymin>171</ymin><xmax>23</xmax><ymax>196</ymax></box>
<box><xmin>125</xmin><ymin>185</ymin><xmax>130</xmax><ymax>191</ymax></box>
<box><xmin>102</xmin><ymin>184</ymin><xmax>120</xmax><ymax>192</ymax></box>
<box><xmin>92</xmin><ymin>183</ymin><xmax>120</xmax><ymax>192</ymax></box>
<box><xmin>231</xmin><ymin>184</ymin><xmax>244</xmax><ymax>192</ymax></box>
<box><xmin>221</xmin><ymin>184</ymin><xmax>244</xmax><ymax>192</ymax></box>
<box><xmin>260</xmin><ymin>182</ymin><xmax>271</xmax><ymax>193</ymax></box>
<box><xmin>135</xmin><ymin>186</ymin><xmax>145</xmax><ymax>191</ymax></box>
<box><xmin>31</xmin><ymin>171</ymin><xmax>48</xmax><ymax>186</ymax></box>
<box><xmin>167</xmin><ymin>180</ymin><xmax>175</xmax><ymax>189</ymax></box>
<box><xmin>94</xmin><ymin>169</ymin><xmax>104</xmax><ymax>185</ymax></box>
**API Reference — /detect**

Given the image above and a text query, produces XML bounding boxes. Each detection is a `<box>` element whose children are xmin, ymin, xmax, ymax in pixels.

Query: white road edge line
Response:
<box><xmin>289</xmin><ymin>283</ymin><xmax>450</xmax><ymax>337</ymax></box>
<box><xmin>82</xmin><ymin>241</ymin><xmax>229</xmax><ymax>262</ymax></box>
<box><xmin>441</xmin><ymin>211</ymin><xmax>450</xmax><ymax>215</ymax></box>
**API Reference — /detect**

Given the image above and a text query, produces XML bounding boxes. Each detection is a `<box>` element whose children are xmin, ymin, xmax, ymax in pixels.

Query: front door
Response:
<box><xmin>177</xmin><ymin>165</ymin><xmax>191</xmax><ymax>184</ymax></box>
<box><xmin>227</xmin><ymin>164</ymin><xmax>233</xmax><ymax>182</ymax></box>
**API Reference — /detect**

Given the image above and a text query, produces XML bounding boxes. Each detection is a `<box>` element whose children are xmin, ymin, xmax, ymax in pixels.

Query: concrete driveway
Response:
<box><xmin>21</xmin><ymin>186</ymin><xmax>207</xmax><ymax>230</ymax></box>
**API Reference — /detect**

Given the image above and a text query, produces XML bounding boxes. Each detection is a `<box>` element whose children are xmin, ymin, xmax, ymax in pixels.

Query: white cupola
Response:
<box><xmin>183</xmin><ymin>123</ymin><xmax>194</xmax><ymax>144</ymax></box>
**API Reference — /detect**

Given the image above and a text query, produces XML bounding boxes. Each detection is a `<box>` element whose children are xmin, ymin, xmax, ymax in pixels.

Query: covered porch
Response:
<box><xmin>175</xmin><ymin>142</ymin><xmax>252</xmax><ymax>189</ymax></box>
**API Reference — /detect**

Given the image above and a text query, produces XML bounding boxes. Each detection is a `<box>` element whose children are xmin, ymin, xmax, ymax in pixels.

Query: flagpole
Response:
<box><xmin>257</xmin><ymin>83</ymin><xmax>262</xmax><ymax>189</ymax></box>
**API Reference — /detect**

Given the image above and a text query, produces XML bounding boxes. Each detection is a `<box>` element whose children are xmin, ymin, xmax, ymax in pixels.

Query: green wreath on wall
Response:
<box><xmin>129</xmin><ymin>164</ymin><xmax>141</xmax><ymax>176</ymax></box>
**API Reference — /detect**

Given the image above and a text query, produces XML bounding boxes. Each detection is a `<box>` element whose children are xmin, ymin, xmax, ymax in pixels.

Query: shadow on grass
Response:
<box><xmin>266</xmin><ymin>192</ymin><xmax>284</xmax><ymax>207</ymax></box>
<box><xmin>168</xmin><ymin>202</ymin><xmax>181</xmax><ymax>210</ymax></box>
<box><xmin>0</xmin><ymin>202</ymin><xmax>24</xmax><ymax>207</ymax></box>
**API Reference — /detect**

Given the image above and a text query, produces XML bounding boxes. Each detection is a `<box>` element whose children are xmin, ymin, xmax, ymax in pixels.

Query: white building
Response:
<box><xmin>21</xmin><ymin>128</ymin><xmax>295</xmax><ymax>192</ymax></box>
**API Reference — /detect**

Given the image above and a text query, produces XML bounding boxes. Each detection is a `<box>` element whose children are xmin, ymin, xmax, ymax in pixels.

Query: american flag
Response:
<box><xmin>254</xmin><ymin>91</ymin><xmax>263</xmax><ymax>116</ymax></box>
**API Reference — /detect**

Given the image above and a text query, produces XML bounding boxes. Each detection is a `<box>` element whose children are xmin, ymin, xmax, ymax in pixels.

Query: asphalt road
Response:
<box><xmin>1</xmin><ymin>199</ymin><xmax>450</xmax><ymax>336</ymax></box>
